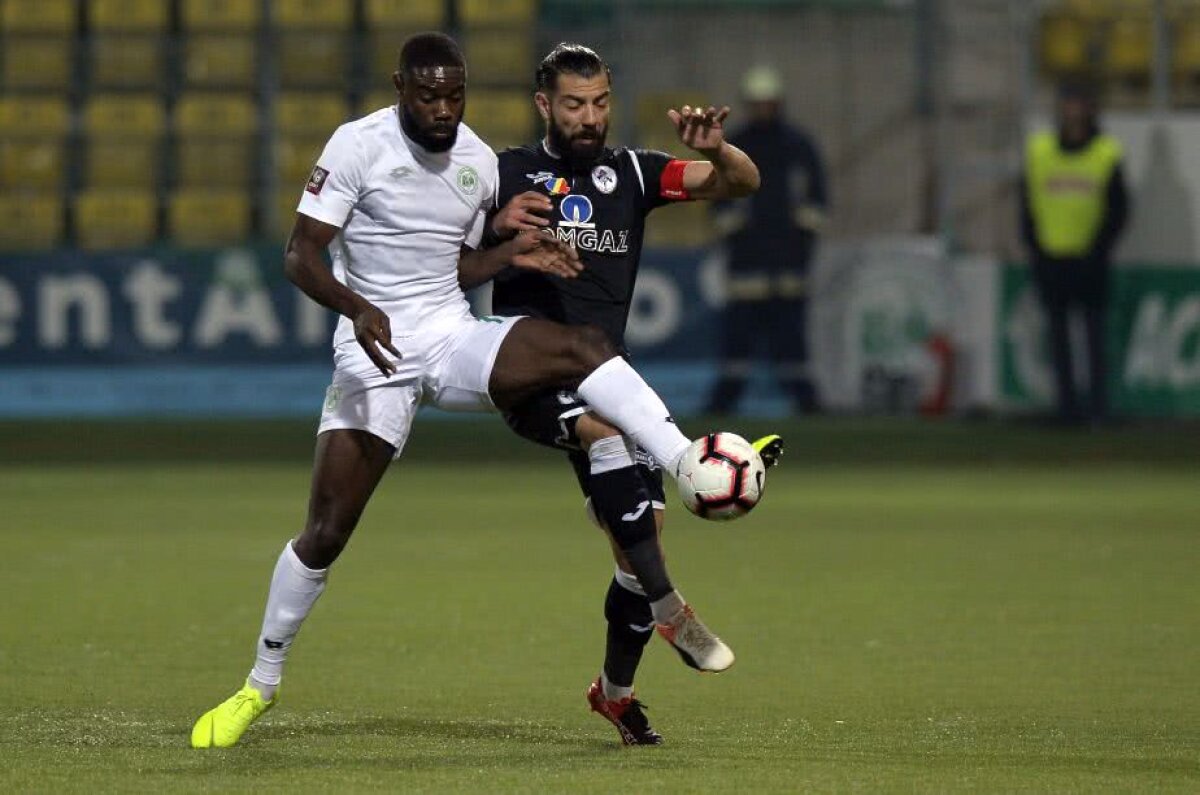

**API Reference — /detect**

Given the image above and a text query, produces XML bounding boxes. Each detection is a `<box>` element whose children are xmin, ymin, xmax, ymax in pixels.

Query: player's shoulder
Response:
<box><xmin>496</xmin><ymin>142</ymin><xmax>543</xmax><ymax>165</ymax></box>
<box><xmin>453</xmin><ymin>122</ymin><xmax>499</xmax><ymax>166</ymax></box>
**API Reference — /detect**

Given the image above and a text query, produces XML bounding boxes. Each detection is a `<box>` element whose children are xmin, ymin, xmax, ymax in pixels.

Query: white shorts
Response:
<box><xmin>317</xmin><ymin>313</ymin><xmax>522</xmax><ymax>457</ymax></box>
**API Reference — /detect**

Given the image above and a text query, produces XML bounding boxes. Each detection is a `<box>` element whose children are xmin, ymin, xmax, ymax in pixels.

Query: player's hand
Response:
<box><xmin>509</xmin><ymin>229</ymin><xmax>583</xmax><ymax>279</ymax></box>
<box><xmin>668</xmin><ymin>105</ymin><xmax>731</xmax><ymax>157</ymax></box>
<box><xmin>352</xmin><ymin>303</ymin><xmax>402</xmax><ymax>377</ymax></box>
<box><xmin>492</xmin><ymin>191</ymin><xmax>553</xmax><ymax>237</ymax></box>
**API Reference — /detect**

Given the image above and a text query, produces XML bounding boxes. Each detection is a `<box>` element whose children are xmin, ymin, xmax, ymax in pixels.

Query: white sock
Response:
<box><xmin>601</xmin><ymin>670</ymin><xmax>634</xmax><ymax>702</ymax></box>
<box><xmin>588</xmin><ymin>435</ymin><xmax>637</xmax><ymax>474</ymax></box>
<box><xmin>649</xmin><ymin>589</ymin><xmax>685</xmax><ymax>624</ymax></box>
<box><xmin>576</xmin><ymin>357</ymin><xmax>691</xmax><ymax>471</ymax></box>
<box><xmin>247</xmin><ymin>541</ymin><xmax>328</xmax><ymax>700</ymax></box>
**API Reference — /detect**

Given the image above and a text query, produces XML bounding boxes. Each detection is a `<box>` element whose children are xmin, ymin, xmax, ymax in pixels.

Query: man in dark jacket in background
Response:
<box><xmin>705</xmin><ymin>65</ymin><xmax>829</xmax><ymax>415</ymax></box>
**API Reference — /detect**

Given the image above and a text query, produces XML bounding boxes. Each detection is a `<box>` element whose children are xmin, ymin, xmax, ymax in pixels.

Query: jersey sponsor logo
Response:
<box><xmin>591</xmin><ymin>165</ymin><xmax>617</xmax><ymax>194</ymax></box>
<box><xmin>306</xmin><ymin>165</ymin><xmax>330</xmax><ymax>195</ymax></box>
<box><xmin>457</xmin><ymin>165</ymin><xmax>479</xmax><ymax>194</ymax></box>
<box><xmin>559</xmin><ymin>195</ymin><xmax>594</xmax><ymax>228</ymax></box>
<box><xmin>390</xmin><ymin>165</ymin><xmax>412</xmax><ymax>180</ymax></box>
<box><xmin>526</xmin><ymin>170</ymin><xmax>570</xmax><ymax>195</ymax></box>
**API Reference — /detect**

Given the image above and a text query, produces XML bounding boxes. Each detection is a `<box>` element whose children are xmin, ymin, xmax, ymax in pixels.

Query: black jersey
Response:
<box><xmin>490</xmin><ymin>142</ymin><xmax>691</xmax><ymax>349</ymax></box>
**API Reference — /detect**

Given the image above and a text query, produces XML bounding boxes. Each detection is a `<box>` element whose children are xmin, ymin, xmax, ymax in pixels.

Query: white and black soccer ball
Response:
<box><xmin>676</xmin><ymin>432</ymin><xmax>766</xmax><ymax>521</ymax></box>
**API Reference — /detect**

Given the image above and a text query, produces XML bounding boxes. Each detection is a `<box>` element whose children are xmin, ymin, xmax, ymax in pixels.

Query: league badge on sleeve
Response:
<box><xmin>591</xmin><ymin>165</ymin><xmax>617</xmax><ymax>194</ymax></box>
<box><xmin>306</xmin><ymin>166</ymin><xmax>330</xmax><ymax>195</ymax></box>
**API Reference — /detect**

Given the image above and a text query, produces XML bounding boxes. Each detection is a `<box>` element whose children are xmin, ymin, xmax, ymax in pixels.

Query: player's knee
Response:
<box><xmin>576</xmin><ymin>413</ymin><xmax>622</xmax><ymax>449</ymax></box>
<box><xmin>566</xmin><ymin>325</ymin><xmax>617</xmax><ymax>375</ymax></box>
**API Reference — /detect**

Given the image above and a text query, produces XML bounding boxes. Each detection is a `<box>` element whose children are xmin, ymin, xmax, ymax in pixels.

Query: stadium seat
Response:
<box><xmin>1040</xmin><ymin>13</ymin><xmax>1092</xmax><ymax>74</ymax></box>
<box><xmin>0</xmin><ymin>95</ymin><xmax>70</xmax><ymax>136</ymax></box>
<box><xmin>89</xmin><ymin>0</ymin><xmax>167</xmax><ymax>32</ymax></box>
<box><xmin>274</xmin><ymin>0</ymin><xmax>352</xmax><ymax>30</ymax></box>
<box><xmin>357</xmin><ymin>90</ymin><xmax>397</xmax><ymax>118</ymax></box>
<box><xmin>0</xmin><ymin>193</ymin><xmax>64</xmax><ymax>249</ymax></box>
<box><xmin>364</xmin><ymin>0</ymin><xmax>444</xmax><ymax>28</ymax></box>
<box><xmin>0</xmin><ymin>0</ymin><xmax>75</xmax><ymax>33</ymax></box>
<box><xmin>174</xmin><ymin>94</ymin><xmax>257</xmax><ymax>188</ymax></box>
<box><xmin>90</xmin><ymin>35</ymin><xmax>165</xmax><ymax>89</ymax></box>
<box><xmin>369</xmin><ymin>29</ymin><xmax>416</xmax><ymax>78</ymax></box>
<box><xmin>168</xmin><ymin>188</ymin><xmax>251</xmax><ymax>246</ymax></box>
<box><xmin>460</xmin><ymin>0</ymin><xmax>536</xmax><ymax>27</ymax></box>
<box><xmin>74</xmin><ymin>188</ymin><xmax>158</xmax><ymax>248</ymax></box>
<box><xmin>1</xmin><ymin>36</ymin><xmax>72</xmax><ymax>91</ymax></box>
<box><xmin>180</xmin><ymin>0</ymin><xmax>259</xmax><ymax>31</ymax></box>
<box><xmin>83</xmin><ymin>97</ymin><xmax>163</xmax><ymax>187</ymax></box>
<box><xmin>466</xmin><ymin>90</ymin><xmax>533</xmax><ymax>149</ymax></box>
<box><xmin>183</xmin><ymin>35</ymin><xmax>257</xmax><ymax>88</ymax></box>
<box><xmin>274</xmin><ymin>188</ymin><xmax>303</xmax><ymax>238</ymax></box>
<box><xmin>276</xmin><ymin>32</ymin><xmax>349</xmax><ymax>89</ymax></box>
<box><xmin>1106</xmin><ymin>17</ymin><xmax>1152</xmax><ymax>77</ymax></box>
<box><xmin>1174</xmin><ymin>18</ymin><xmax>1200</xmax><ymax>76</ymax></box>
<box><xmin>462</xmin><ymin>30</ymin><xmax>534</xmax><ymax>85</ymax></box>
<box><xmin>276</xmin><ymin>92</ymin><xmax>348</xmax><ymax>136</ymax></box>
<box><xmin>644</xmin><ymin>201</ymin><xmax>711</xmax><ymax>248</ymax></box>
<box><xmin>274</xmin><ymin>137</ymin><xmax>324</xmax><ymax>192</ymax></box>
<box><xmin>174</xmin><ymin>93</ymin><xmax>257</xmax><ymax>136</ymax></box>
<box><xmin>0</xmin><ymin>140</ymin><xmax>66</xmax><ymax>188</ymax></box>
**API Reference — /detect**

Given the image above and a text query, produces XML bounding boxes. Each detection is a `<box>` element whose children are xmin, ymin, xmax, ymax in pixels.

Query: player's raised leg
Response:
<box><xmin>191</xmin><ymin>428</ymin><xmax>395</xmax><ymax>748</ymax></box>
<box><xmin>489</xmin><ymin>319</ymin><xmax>693</xmax><ymax>474</ymax></box>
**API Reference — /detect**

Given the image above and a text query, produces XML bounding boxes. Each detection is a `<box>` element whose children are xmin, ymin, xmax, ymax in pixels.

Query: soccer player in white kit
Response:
<box><xmin>190</xmin><ymin>33</ymin><xmax>730</xmax><ymax>748</ymax></box>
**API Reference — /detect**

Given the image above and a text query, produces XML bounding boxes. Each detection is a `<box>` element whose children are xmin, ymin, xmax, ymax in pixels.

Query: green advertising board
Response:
<box><xmin>1001</xmin><ymin>265</ymin><xmax>1200</xmax><ymax>416</ymax></box>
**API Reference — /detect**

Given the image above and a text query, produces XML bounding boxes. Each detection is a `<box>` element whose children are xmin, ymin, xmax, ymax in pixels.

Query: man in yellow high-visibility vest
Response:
<box><xmin>1020</xmin><ymin>81</ymin><xmax>1129</xmax><ymax>424</ymax></box>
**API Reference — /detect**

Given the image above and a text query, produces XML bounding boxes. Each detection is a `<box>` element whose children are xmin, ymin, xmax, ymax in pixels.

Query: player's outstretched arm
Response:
<box><xmin>284</xmin><ymin>213</ymin><xmax>401</xmax><ymax>376</ymax></box>
<box><xmin>457</xmin><ymin>230</ymin><xmax>583</xmax><ymax>291</ymax></box>
<box><xmin>667</xmin><ymin>105</ymin><xmax>760</xmax><ymax>201</ymax></box>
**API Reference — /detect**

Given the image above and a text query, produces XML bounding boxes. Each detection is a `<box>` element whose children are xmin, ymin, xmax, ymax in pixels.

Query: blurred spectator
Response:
<box><xmin>704</xmin><ymin>66</ymin><xmax>828</xmax><ymax>416</ymax></box>
<box><xmin>1020</xmin><ymin>81</ymin><xmax>1129</xmax><ymax>425</ymax></box>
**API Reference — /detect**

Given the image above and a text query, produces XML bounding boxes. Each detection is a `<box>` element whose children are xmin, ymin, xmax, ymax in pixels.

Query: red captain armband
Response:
<box><xmin>659</xmin><ymin>159</ymin><xmax>691</xmax><ymax>201</ymax></box>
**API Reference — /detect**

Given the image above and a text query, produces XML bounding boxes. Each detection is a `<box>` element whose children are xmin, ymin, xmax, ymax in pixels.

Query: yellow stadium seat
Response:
<box><xmin>364</xmin><ymin>0</ymin><xmax>444</xmax><ymax>28</ymax></box>
<box><xmin>0</xmin><ymin>96</ymin><xmax>70</xmax><ymax>136</ymax></box>
<box><xmin>277</xmin><ymin>32</ymin><xmax>349</xmax><ymax>88</ymax></box>
<box><xmin>466</xmin><ymin>90</ymin><xmax>532</xmax><ymax>149</ymax></box>
<box><xmin>1174</xmin><ymin>18</ymin><xmax>1200</xmax><ymax>74</ymax></box>
<box><xmin>90</xmin><ymin>35</ymin><xmax>165</xmax><ymax>89</ymax></box>
<box><xmin>645</xmin><ymin>201</ymin><xmax>711</xmax><ymax>248</ymax></box>
<box><xmin>90</xmin><ymin>0</ymin><xmax>167</xmax><ymax>31</ymax></box>
<box><xmin>1107</xmin><ymin>17</ymin><xmax>1152</xmax><ymax>76</ymax></box>
<box><xmin>85</xmin><ymin>139</ymin><xmax>160</xmax><ymax>188</ymax></box>
<box><xmin>357</xmin><ymin>90</ymin><xmax>397</xmax><ymax>118</ymax></box>
<box><xmin>168</xmin><ymin>188</ymin><xmax>251</xmax><ymax>246</ymax></box>
<box><xmin>183</xmin><ymin>34</ymin><xmax>257</xmax><ymax>88</ymax></box>
<box><xmin>84</xmin><ymin>94</ymin><xmax>165</xmax><ymax>136</ymax></box>
<box><xmin>275</xmin><ymin>136</ymin><xmax>325</xmax><ymax>188</ymax></box>
<box><xmin>74</xmin><ymin>188</ymin><xmax>158</xmax><ymax>248</ymax></box>
<box><xmin>1040</xmin><ymin>13</ymin><xmax>1093</xmax><ymax>74</ymax></box>
<box><xmin>1</xmin><ymin>36</ymin><xmax>71</xmax><ymax>90</ymax></box>
<box><xmin>1</xmin><ymin>0</ymin><xmax>74</xmax><ymax>32</ymax></box>
<box><xmin>276</xmin><ymin>92</ymin><xmax>348</xmax><ymax>135</ymax></box>
<box><xmin>637</xmin><ymin>94</ymin><xmax>700</xmax><ymax>144</ymax></box>
<box><xmin>175</xmin><ymin>139</ymin><xmax>254</xmax><ymax>187</ymax></box>
<box><xmin>273</xmin><ymin>188</ymin><xmax>302</xmax><ymax>238</ymax></box>
<box><xmin>181</xmin><ymin>0</ymin><xmax>259</xmax><ymax>31</ymax></box>
<box><xmin>174</xmin><ymin>93</ymin><xmax>257</xmax><ymax>135</ymax></box>
<box><xmin>0</xmin><ymin>193</ymin><xmax>64</xmax><ymax>249</ymax></box>
<box><xmin>463</xmin><ymin>30</ymin><xmax>534</xmax><ymax>85</ymax></box>
<box><xmin>460</xmin><ymin>0</ymin><xmax>535</xmax><ymax>27</ymax></box>
<box><xmin>0</xmin><ymin>140</ymin><xmax>65</xmax><ymax>188</ymax></box>
<box><xmin>369</xmin><ymin>29</ymin><xmax>415</xmax><ymax>77</ymax></box>
<box><xmin>275</xmin><ymin>0</ymin><xmax>352</xmax><ymax>30</ymax></box>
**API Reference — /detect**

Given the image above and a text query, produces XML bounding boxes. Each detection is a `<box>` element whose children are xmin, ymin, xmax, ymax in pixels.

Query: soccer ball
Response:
<box><xmin>676</xmin><ymin>433</ymin><xmax>766</xmax><ymax>521</ymax></box>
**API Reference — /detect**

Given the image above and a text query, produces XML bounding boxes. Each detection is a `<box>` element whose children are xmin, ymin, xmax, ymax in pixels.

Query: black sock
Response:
<box><xmin>603</xmin><ymin>576</ymin><xmax>654</xmax><ymax>688</ymax></box>
<box><xmin>588</xmin><ymin>466</ymin><xmax>673</xmax><ymax>600</ymax></box>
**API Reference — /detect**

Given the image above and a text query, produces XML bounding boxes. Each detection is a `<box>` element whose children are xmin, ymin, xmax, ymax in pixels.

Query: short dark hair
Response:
<box><xmin>398</xmin><ymin>32</ymin><xmax>465</xmax><ymax>75</ymax></box>
<box><xmin>535</xmin><ymin>42</ymin><xmax>610</xmax><ymax>92</ymax></box>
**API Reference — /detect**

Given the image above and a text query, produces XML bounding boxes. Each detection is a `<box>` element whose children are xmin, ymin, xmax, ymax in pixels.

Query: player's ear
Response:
<box><xmin>392</xmin><ymin>71</ymin><xmax>404</xmax><ymax>95</ymax></box>
<box><xmin>534</xmin><ymin>92</ymin><xmax>552</xmax><ymax>123</ymax></box>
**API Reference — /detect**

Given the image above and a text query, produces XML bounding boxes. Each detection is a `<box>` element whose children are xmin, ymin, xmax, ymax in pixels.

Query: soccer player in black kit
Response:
<box><xmin>463</xmin><ymin>43</ymin><xmax>782</xmax><ymax>745</ymax></box>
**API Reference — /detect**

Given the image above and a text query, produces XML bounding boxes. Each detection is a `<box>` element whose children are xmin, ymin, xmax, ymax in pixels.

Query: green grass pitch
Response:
<box><xmin>1</xmin><ymin>418</ymin><xmax>1197</xmax><ymax>792</ymax></box>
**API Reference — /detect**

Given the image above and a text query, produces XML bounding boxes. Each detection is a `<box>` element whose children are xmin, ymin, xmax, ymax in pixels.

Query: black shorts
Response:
<box><xmin>502</xmin><ymin>388</ymin><xmax>666</xmax><ymax>506</ymax></box>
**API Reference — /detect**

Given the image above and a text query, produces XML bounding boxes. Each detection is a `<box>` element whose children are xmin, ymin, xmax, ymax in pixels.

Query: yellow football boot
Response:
<box><xmin>190</xmin><ymin>680</ymin><xmax>275</xmax><ymax>748</ymax></box>
<box><xmin>751</xmin><ymin>434</ymin><xmax>784</xmax><ymax>468</ymax></box>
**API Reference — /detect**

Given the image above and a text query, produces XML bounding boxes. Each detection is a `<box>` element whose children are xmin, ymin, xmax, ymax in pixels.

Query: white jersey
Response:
<box><xmin>296</xmin><ymin>106</ymin><xmax>498</xmax><ymax>347</ymax></box>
